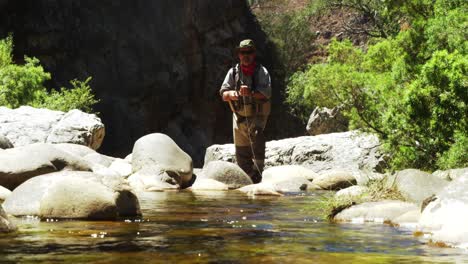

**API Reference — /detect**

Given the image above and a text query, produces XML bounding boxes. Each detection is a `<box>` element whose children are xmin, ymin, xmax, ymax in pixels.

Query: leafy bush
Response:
<box><xmin>0</xmin><ymin>35</ymin><xmax>98</xmax><ymax>112</ymax></box>
<box><xmin>286</xmin><ymin>0</ymin><xmax>467</xmax><ymax>170</ymax></box>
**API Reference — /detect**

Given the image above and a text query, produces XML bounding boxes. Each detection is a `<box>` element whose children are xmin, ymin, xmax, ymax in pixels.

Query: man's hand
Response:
<box><xmin>222</xmin><ymin>90</ymin><xmax>239</xmax><ymax>101</ymax></box>
<box><xmin>239</xmin><ymin>85</ymin><xmax>251</xmax><ymax>97</ymax></box>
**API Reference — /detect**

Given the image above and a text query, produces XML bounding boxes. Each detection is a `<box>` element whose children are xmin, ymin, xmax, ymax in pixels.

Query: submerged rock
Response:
<box><xmin>200</xmin><ymin>161</ymin><xmax>253</xmax><ymax>189</ymax></box>
<box><xmin>3</xmin><ymin>171</ymin><xmax>140</xmax><ymax>220</ymax></box>
<box><xmin>313</xmin><ymin>170</ymin><xmax>357</xmax><ymax>190</ymax></box>
<box><xmin>205</xmin><ymin>131</ymin><xmax>385</xmax><ymax>174</ymax></box>
<box><xmin>0</xmin><ymin>106</ymin><xmax>104</xmax><ymax>150</ymax></box>
<box><xmin>0</xmin><ymin>143</ymin><xmax>94</xmax><ymax>190</ymax></box>
<box><xmin>388</xmin><ymin>169</ymin><xmax>449</xmax><ymax>204</ymax></box>
<box><xmin>418</xmin><ymin>173</ymin><xmax>468</xmax><ymax>248</ymax></box>
<box><xmin>0</xmin><ymin>205</ymin><xmax>16</xmax><ymax>233</ymax></box>
<box><xmin>132</xmin><ymin>133</ymin><xmax>193</xmax><ymax>187</ymax></box>
<box><xmin>0</xmin><ymin>135</ymin><xmax>13</xmax><ymax>149</ymax></box>
<box><xmin>334</xmin><ymin>200</ymin><xmax>418</xmax><ymax>223</ymax></box>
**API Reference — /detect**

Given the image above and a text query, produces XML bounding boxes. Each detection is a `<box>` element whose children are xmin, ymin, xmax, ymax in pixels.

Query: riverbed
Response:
<box><xmin>1</xmin><ymin>191</ymin><xmax>467</xmax><ymax>263</ymax></box>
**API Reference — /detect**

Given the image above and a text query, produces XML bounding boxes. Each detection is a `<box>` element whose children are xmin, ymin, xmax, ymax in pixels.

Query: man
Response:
<box><xmin>219</xmin><ymin>39</ymin><xmax>271</xmax><ymax>183</ymax></box>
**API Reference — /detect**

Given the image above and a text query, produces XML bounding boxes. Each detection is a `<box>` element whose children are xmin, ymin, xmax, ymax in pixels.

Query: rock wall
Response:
<box><xmin>0</xmin><ymin>0</ymin><xmax>302</xmax><ymax>166</ymax></box>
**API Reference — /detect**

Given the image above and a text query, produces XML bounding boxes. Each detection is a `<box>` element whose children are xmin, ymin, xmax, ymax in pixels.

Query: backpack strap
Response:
<box><xmin>233</xmin><ymin>64</ymin><xmax>241</xmax><ymax>91</ymax></box>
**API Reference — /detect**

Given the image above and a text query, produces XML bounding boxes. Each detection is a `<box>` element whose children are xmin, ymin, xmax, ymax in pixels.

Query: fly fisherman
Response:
<box><xmin>219</xmin><ymin>39</ymin><xmax>271</xmax><ymax>183</ymax></box>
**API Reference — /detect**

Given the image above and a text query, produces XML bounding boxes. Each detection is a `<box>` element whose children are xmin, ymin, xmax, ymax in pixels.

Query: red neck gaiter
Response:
<box><xmin>241</xmin><ymin>61</ymin><xmax>256</xmax><ymax>76</ymax></box>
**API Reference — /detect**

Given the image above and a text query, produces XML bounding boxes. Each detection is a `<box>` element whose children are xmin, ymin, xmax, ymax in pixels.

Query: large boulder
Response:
<box><xmin>0</xmin><ymin>106</ymin><xmax>104</xmax><ymax>150</ymax></box>
<box><xmin>205</xmin><ymin>131</ymin><xmax>385</xmax><ymax>174</ymax></box>
<box><xmin>334</xmin><ymin>200</ymin><xmax>418</xmax><ymax>223</ymax></box>
<box><xmin>387</xmin><ymin>169</ymin><xmax>449</xmax><ymax>204</ymax></box>
<box><xmin>0</xmin><ymin>205</ymin><xmax>16</xmax><ymax>233</ymax></box>
<box><xmin>132</xmin><ymin>133</ymin><xmax>193</xmax><ymax>187</ymax></box>
<box><xmin>418</xmin><ymin>173</ymin><xmax>468</xmax><ymax>248</ymax></box>
<box><xmin>432</xmin><ymin>168</ymin><xmax>468</xmax><ymax>181</ymax></box>
<box><xmin>313</xmin><ymin>170</ymin><xmax>357</xmax><ymax>190</ymax></box>
<box><xmin>127</xmin><ymin>165</ymin><xmax>180</xmax><ymax>192</ymax></box>
<box><xmin>0</xmin><ymin>135</ymin><xmax>13</xmax><ymax>149</ymax></box>
<box><xmin>3</xmin><ymin>171</ymin><xmax>140</xmax><ymax>219</ymax></box>
<box><xmin>200</xmin><ymin>161</ymin><xmax>252</xmax><ymax>189</ymax></box>
<box><xmin>0</xmin><ymin>143</ymin><xmax>94</xmax><ymax>190</ymax></box>
<box><xmin>0</xmin><ymin>185</ymin><xmax>11</xmax><ymax>202</ymax></box>
<box><xmin>53</xmin><ymin>143</ymin><xmax>98</xmax><ymax>157</ymax></box>
<box><xmin>306</xmin><ymin>106</ymin><xmax>348</xmax><ymax>136</ymax></box>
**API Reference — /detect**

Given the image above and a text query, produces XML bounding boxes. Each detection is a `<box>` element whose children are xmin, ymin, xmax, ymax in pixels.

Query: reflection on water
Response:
<box><xmin>0</xmin><ymin>190</ymin><xmax>467</xmax><ymax>263</ymax></box>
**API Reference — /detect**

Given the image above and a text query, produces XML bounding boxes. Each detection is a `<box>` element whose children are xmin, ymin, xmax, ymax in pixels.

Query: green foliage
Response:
<box><xmin>32</xmin><ymin>77</ymin><xmax>98</xmax><ymax>113</ymax></box>
<box><xmin>286</xmin><ymin>0</ymin><xmax>467</xmax><ymax>170</ymax></box>
<box><xmin>0</xmin><ymin>35</ymin><xmax>98</xmax><ymax>113</ymax></box>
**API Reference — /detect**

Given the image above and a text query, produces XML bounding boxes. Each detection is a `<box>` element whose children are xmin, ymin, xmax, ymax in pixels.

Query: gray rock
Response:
<box><xmin>83</xmin><ymin>153</ymin><xmax>116</xmax><ymax>167</ymax></box>
<box><xmin>53</xmin><ymin>143</ymin><xmax>97</xmax><ymax>157</ymax></box>
<box><xmin>262</xmin><ymin>165</ymin><xmax>318</xmax><ymax>182</ymax></box>
<box><xmin>3</xmin><ymin>171</ymin><xmax>140</xmax><ymax>219</ymax></box>
<box><xmin>0</xmin><ymin>185</ymin><xmax>11</xmax><ymax>202</ymax></box>
<box><xmin>335</xmin><ymin>200</ymin><xmax>418</xmax><ymax>223</ymax></box>
<box><xmin>388</xmin><ymin>169</ymin><xmax>449</xmax><ymax>204</ymax></box>
<box><xmin>237</xmin><ymin>183</ymin><xmax>283</xmax><ymax>197</ymax></box>
<box><xmin>108</xmin><ymin>159</ymin><xmax>132</xmax><ymax>177</ymax></box>
<box><xmin>0</xmin><ymin>135</ymin><xmax>13</xmax><ymax>149</ymax></box>
<box><xmin>127</xmin><ymin>165</ymin><xmax>180</xmax><ymax>192</ymax></box>
<box><xmin>313</xmin><ymin>170</ymin><xmax>357</xmax><ymax>190</ymax></box>
<box><xmin>132</xmin><ymin>133</ymin><xmax>193</xmax><ymax>187</ymax></box>
<box><xmin>190</xmin><ymin>178</ymin><xmax>229</xmax><ymax>191</ymax></box>
<box><xmin>335</xmin><ymin>185</ymin><xmax>368</xmax><ymax>198</ymax></box>
<box><xmin>0</xmin><ymin>106</ymin><xmax>104</xmax><ymax>150</ymax></box>
<box><xmin>0</xmin><ymin>205</ymin><xmax>16</xmax><ymax>233</ymax></box>
<box><xmin>0</xmin><ymin>143</ymin><xmax>94</xmax><ymax>190</ymax></box>
<box><xmin>419</xmin><ymin>172</ymin><xmax>468</xmax><ymax>248</ymax></box>
<box><xmin>201</xmin><ymin>161</ymin><xmax>253</xmax><ymax>189</ymax></box>
<box><xmin>205</xmin><ymin>131</ymin><xmax>385</xmax><ymax>174</ymax></box>
<box><xmin>392</xmin><ymin>209</ymin><xmax>421</xmax><ymax>226</ymax></box>
<box><xmin>433</xmin><ymin>168</ymin><xmax>468</xmax><ymax>181</ymax></box>
<box><xmin>306</xmin><ymin>106</ymin><xmax>348</xmax><ymax>136</ymax></box>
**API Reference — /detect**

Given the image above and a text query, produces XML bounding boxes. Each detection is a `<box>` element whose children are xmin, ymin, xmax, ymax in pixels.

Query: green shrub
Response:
<box><xmin>0</xmin><ymin>35</ymin><xmax>98</xmax><ymax>113</ymax></box>
<box><xmin>285</xmin><ymin>0</ymin><xmax>467</xmax><ymax>171</ymax></box>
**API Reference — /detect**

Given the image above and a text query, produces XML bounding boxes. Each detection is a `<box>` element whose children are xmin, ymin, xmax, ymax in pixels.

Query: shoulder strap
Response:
<box><xmin>233</xmin><ymin>64</ymin><xmax>240</xmax><ymax>91</ymax></box>
<box><xmin>251</xmin><ymin>63</ymin><xmax>262</xmax><ymax>92</ymax></box>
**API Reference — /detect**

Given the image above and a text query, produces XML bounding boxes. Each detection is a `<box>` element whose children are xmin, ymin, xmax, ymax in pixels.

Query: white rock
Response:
<box><xmin>335</xmin><ymin>185</ymin><xmax>367</xmax><ymax>198</ymax></box>
<box><xmin>335</xmin><ymin>200</ymin><xmax>418</xmax><ymax>222</ymax></box>
<box><xmin>191</xmin><ymin>178</ymin><xmax>229</xmax><ymax>191</ymax></box>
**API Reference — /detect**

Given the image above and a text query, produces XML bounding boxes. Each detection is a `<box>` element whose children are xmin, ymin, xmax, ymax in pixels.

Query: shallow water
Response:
<box><xmin>1</xmin><ymin>191</ymin><xmax>467</xmax><ymax>263</ymax></box>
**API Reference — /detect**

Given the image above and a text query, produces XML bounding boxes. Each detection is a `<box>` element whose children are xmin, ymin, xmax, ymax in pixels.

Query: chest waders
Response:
<box><xmin>230</xmin><ymin>64</ymin><xmax>268</xmax><ymax>183</ymax></box>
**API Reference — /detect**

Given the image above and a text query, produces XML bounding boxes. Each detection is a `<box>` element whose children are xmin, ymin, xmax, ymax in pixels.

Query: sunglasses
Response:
<box><xmin>239</xmin><ymin>50</ymin><xmax>255</xmax><ymax>55</ymax></box>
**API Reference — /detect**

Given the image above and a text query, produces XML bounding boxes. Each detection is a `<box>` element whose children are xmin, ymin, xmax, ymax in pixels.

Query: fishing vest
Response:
<box><xmin>232</xmin><ymin>63</ymin><xmax>271</xmax><ymax>117</ymax></box>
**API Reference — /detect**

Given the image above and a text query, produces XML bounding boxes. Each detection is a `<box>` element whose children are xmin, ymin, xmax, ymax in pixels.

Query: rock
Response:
<box><xmin>0</xmin><ymin>143</ymin><xmax>94</xmax><ymax>190</ymax></box>
<box><xmin>262</xmin><ymin>165</ymin><xmax>318</xmax><ymax>182</ymax></box>
<box><xmin>335</xmin><ymin>186</ymin><xmax>368</xmax><ymax>198</ymax></box>
<box><xmin>127</xmin><ymin>166</ymin><xmax>180</xmax><ymax>192</ymax></box>
<box><xmin>354</xmin><ymin>171</ymin><xmax>386</xmax><ymax>186</ymax></box>
<box><xmin>237</xmin><ymin>183</ymin><xmax>283</xmax><ymax>197</ymax></box>
<box><xmin>53</xmin><ymin>143</ymin><xmax>97</xmax><ymax>157</ymax></box>
<box><xmin>388</xmin><ymin>169</ymin><xmax>449</xmax><ymax>204</ymax></box>
<box><xmin>108</xmin><ymin>159</ymin><xmax>133</xmax><ymax>177</ymax></box>
<box><xmin>313</xmin><ymin>170</ymin><xmax>357</xmax><ymax>190</ymax></box>
<box><xmin>392</xmin><ymin>209</ymin><xmax>421</xmax><ymax>227</ymax></box>
<box><xmin>433</xmin><ymin>168</ymin><xmax>468</xmax><ymax>181</ymax></box>
<box><xmin>3</xmin><ymin>171</ymin><xmax>140</xmax><ymax>219</ymax></box>
<box><xmin>0</xmin><ymin>205</ymin><xmax>16</xmax><ymax>233</ymax></box>
<box><xmin>132</xmin><ymin>133</ymin><xmax>193</xmax><ymax>187</ymax></box>
<box><xmin>0</xmin><ymin>135</ymin><xmax>13</xmax><ymax>149</ymax></box>
<box><xmin>201</xmin><ymin>161</ymin><xmax>252</xmax><ymax>189</ymax></box>
<box><xmin>205</xmin><ymin>131</ymin><xmax>385</xmax><ymax>174</ymax></box>
<box><xmin>0</xmin><ymin>106</ymin><xmax>104</xmax><ymax>150</ymax></box>
<box><xmin>191</xmin><ymin>178</ymin><xmax>229</xmax><ymax>191</ymax></box>
<box><xmin>418</xmin><ymin>173</ymin><xmax>468</xmax><ymax>248</ymax></box>
<box><xmin>334</xmin><ymin>200</ymin><xmax>418</xmax><ymax>223</ymax></box>
<box><xmin>83</xmin><ymin>153</ymin><xmax>116</xmax><ymax>168</ymax></box>
<box><xmin>124</xmin><ymin>154</ymin><xmax>132</xmax><ymax>163</ymax></box>
<box><xmin>0</xmin><ymin>185</ymin><xmax>11</xmax><ymax>202</ymax></box>
<box><xmin>306</xmin><ymin>106</ymin><xmax>348</xmax><ymax>136</ymax></box>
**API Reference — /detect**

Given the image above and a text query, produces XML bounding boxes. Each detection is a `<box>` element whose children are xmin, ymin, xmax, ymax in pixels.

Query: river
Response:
<box><xmin>1</xmin><ymin>191</ymin><xmax>467</xmax><ymax>263</ymax></box>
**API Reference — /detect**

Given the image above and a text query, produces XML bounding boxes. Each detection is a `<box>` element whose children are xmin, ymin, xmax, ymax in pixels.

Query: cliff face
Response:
<box><xmin>0</xmin><ymin>0</ymin><xmax>301</xmax><ymax>166</ymax></box>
